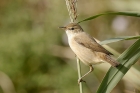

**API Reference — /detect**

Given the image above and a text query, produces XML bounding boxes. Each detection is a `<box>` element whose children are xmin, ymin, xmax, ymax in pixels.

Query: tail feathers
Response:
<box><xmin>102</xmin><ymin>55</ymin><xmax>120</xmax><ymax>67</ymax></box>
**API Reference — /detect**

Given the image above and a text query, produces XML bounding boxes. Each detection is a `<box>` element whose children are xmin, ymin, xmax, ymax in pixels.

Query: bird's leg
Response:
<box><xmin>78</xmin><ymin>65</ymin><xmax>94</xmax><ymax>84</ymax></box>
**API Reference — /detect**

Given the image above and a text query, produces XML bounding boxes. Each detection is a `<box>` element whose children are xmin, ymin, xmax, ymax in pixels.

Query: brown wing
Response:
<box><xmin>74</xmin><ymin>32</ymin><xmax>113</xmax><ymax>55</ymax></box>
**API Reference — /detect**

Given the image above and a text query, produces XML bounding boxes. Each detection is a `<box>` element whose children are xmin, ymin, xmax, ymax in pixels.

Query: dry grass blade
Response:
<box><xmin>65</xmin><ymin>0</ymin><xmax>78</xmax><ymax>22</ymax></box>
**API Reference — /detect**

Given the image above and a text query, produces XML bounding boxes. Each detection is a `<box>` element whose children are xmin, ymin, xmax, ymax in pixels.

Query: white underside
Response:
<box><xmin>66</xmin><ymin>30</ymin><xmax>104</xmax><ymax>65</ymax></box>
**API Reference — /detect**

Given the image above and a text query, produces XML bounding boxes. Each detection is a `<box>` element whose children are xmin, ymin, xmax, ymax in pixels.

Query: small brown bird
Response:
<box><xmin>60</xmin><ymin>23</ymin><xmax>120</xmax><ymax>84</ymax></box>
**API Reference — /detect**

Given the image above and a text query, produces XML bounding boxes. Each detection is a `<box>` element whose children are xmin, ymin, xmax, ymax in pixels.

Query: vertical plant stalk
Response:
<box><xmin>65</xmin><ymin>0</ymin><xmax>83</xmax><ymax>93</ymax></box>
<box><xmin>65</xmin><ymin>0</ymin><xmax>78</xmax><ymax>22</ymax></box>
<box><xmin>77</xmin><ymin>57</ymin><xmax>83</xmax><ymax>93</ymax></box>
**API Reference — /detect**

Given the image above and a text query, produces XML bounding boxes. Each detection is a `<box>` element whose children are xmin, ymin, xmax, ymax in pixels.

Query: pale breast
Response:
<box><xmin>68</xmin><ymin>36</ymin><xmax>103</xmax><ymax>65</ymax></box>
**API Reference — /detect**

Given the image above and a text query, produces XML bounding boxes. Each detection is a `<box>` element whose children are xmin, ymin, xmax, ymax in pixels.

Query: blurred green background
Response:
<box><xmin>0</xmin><ymin>0</ymin><xmax>140</xmax><ymax>93</ymax></box>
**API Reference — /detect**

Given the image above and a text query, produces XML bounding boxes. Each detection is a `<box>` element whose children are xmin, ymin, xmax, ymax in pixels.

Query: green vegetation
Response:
<box><xmin>0</xmin><ymin>0</ymin><xmax>140</xmax><ymax>93</ymax></box>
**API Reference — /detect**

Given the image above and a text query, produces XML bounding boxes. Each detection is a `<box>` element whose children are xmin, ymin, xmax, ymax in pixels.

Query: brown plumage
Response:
<box><xmin>60</xmin><ymin>23</ymin><xmax>120</xmax><ymax>83</ymax></box>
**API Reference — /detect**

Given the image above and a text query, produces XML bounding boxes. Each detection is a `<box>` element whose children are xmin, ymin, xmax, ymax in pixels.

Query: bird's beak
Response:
<box><xmin>59</xmin><ymin>26</ymin><xmax>66</xmax><ymax>30</ymax></box>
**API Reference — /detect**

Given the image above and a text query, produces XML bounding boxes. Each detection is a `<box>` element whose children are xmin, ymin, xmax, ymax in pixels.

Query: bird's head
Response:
<box><xmin>59</xmin><ymin>23</ymin><xmax>83</xmax><ymax>33</ymax></box>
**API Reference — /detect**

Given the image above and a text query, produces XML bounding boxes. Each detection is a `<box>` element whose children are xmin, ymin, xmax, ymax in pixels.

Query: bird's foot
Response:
<box><xmin>78</xmin><ymin>78</ymin><xmax>86</xmax><ymax>84</ymax></box>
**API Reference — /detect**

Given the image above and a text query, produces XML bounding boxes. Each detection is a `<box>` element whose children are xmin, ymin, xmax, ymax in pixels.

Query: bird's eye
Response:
<box><xmin>71</xmin><ymin>28</ymin><xmax>74</xmax><ymax>30</ymax></box>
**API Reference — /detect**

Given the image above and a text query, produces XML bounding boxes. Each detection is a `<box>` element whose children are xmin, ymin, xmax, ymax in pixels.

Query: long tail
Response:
<box><xmin>101</xmin><ymin>54</ymin><xmax>120</xmax><ymax>67</ymax></box>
